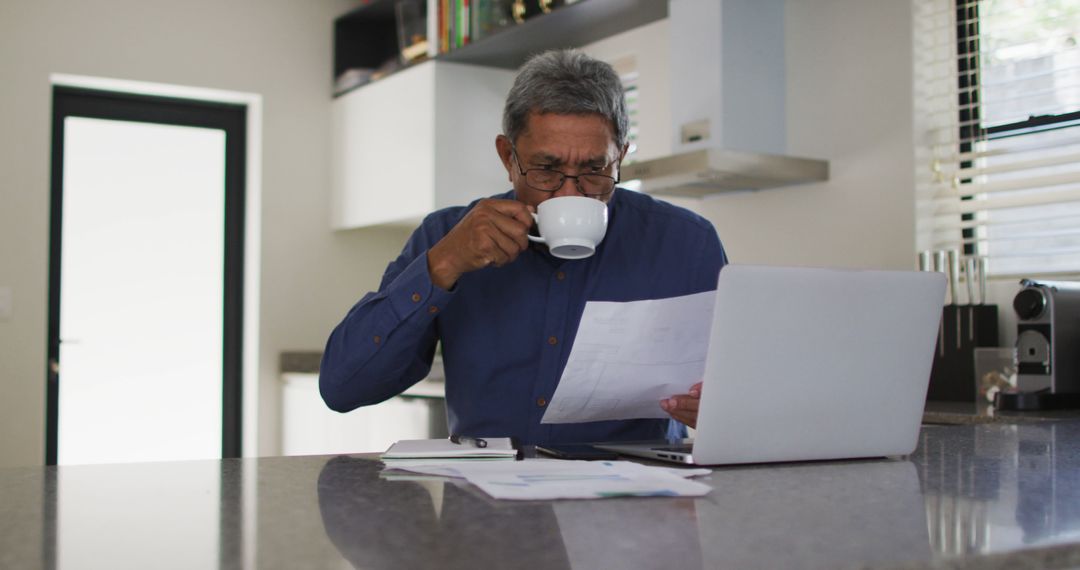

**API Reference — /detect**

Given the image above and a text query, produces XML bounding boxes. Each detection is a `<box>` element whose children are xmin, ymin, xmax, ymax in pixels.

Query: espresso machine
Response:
<box><xmin>995</xmin><ymin>279</ymin><xmax>1080</xmax><ymax>411</ymax></box>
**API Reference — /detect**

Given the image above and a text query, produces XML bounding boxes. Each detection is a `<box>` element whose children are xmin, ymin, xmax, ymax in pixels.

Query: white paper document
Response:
<box><xmin>383</xmin><ymin>458</ymin><xmax>712</xmax><ymax>500</ymax></box>
<box><xmin>541</xmin><ymin>290</ymin><xmax>716</xmax><ymax>424</ymax></box>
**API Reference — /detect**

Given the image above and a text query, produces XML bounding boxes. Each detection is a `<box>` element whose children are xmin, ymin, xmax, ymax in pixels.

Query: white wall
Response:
<box><xmin>696</xmin><ymin>0</ymin><xmax>917</xmax><ymax>270</ymax></box>
<box><xmin>582</xmin><ymin>19</ymin><xmax>673</xmax><ymax>164</ymax></box>
<box><xmin>696</xmin><ymin>0</ymin><xmax>1027</xmax><ymax>346</ymax></box>
<box><xmin>584</xmin><ymin>2</ymin><xmax>917</xmax><ymax>272</ymax></box>
<box><xmin>0</xmin><ymin>0</ymin><xmax>412</xmax><ymax>466</ymax></box>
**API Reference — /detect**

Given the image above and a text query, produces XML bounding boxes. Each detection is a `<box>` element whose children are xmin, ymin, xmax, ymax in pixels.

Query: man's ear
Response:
<box><xmin>495</xmin><ymin>135</ymin><xmax>514</xmax><ymax>182</ymax></box>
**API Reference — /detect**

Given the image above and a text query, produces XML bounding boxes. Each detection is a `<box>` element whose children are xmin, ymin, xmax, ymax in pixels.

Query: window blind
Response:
<box><xmin>914</xmin><ymin>0</ymin><xmax>1080</xmax><ymax>277</ymax></box>
<box><xmin>609</xmin><ymin>54</ymin><xmax>642</xmax><ymax>191</ymax></box>
<box><xmin>609</xmin><ymin>53</ymin><xmax>640</xmax><ymax>159</ymax></box>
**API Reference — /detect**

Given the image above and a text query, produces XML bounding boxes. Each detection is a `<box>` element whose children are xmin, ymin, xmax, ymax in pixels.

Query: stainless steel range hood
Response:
<box><xmin>627</xmin><ymin>0</ymin><xmax>829</xmax><ymax>198</ymax></box>
<box><xmin>621</xmin><ymin>148</ymin><xmax>829</xmax><ymax>198</ymax></box>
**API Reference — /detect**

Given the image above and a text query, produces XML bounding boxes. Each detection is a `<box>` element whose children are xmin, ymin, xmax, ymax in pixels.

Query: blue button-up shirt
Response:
<box><xmin>320</xmin><ymin>188</ymin><xmax>728</xmax><ymax>445</ymax></box>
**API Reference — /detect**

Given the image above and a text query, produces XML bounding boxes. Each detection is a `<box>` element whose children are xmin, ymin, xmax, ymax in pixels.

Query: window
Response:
<box><xmin>915</xmin><ymin>0</ymin><xmax>1080</xmax><ymax>277</ymax></box>
<box><xmin>608</xmin><ymin>54</ymin><xmax>642</xmax><ymax>191</ymax></box>
<box><xmin>613</xmin><ymin>55</ymin><xmax>641</xmax><ymax>160</ymax></box>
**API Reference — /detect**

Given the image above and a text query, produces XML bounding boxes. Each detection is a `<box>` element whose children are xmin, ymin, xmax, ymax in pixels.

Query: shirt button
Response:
<box><xmin>373</xmin><ymin>335</ymin><xmax>382</xmax><ymax>344</ymax></box>
<box><xmin>555</xmin><ymin>271</ymin><xmax>566</xmax><ymax>281</ymax></box>
<box><xmin>411</xmin><ymin>293</ymin><xmax>421</xmax><ymax>303</ymax></box>
<box><xmin>547</xmin><ymin>336</ymin><xmax>558</xmax><ymax>345</ymax></box>
<box><xmin>428</xmin><ymin>306</ymin><xmax>439</xmax><ymax>314</ymax></box>
<box><xmin>537</xmin><ymin>397</ymin><xmax>547</xmax><ymax>407</ymax></box>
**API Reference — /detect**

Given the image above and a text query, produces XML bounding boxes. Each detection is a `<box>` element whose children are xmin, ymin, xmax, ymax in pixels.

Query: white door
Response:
<box><xmin>49</xmin><ymin>88</ymin><xmax>246</xmax><ymax>465</ymax></box>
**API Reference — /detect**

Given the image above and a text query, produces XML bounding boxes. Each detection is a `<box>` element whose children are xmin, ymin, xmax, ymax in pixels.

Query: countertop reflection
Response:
<box><xmin>915</xmin><ymin>421</ymin><xmax>1080</xmax><ymax>559</ymax></box>
<box><xmin>3</xmin><ymin>421</ymin><xmax>1080</xmax><ymax>569</ymax></box>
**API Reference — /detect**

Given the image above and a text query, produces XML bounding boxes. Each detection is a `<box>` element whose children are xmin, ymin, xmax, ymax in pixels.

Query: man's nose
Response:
<box><xmin>552</xmin><ymin>176</ymin><xmax>581</xmax><ymax>198</ymax></box>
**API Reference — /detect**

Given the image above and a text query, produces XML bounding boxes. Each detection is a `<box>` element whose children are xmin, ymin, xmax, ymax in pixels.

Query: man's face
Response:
<box><xmin>497</xmin><ymin>111</ymin><xmax>626</xmax><ymax>210</ymax></box>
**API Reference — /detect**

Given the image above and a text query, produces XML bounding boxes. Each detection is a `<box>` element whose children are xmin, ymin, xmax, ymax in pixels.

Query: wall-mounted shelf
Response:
<box><xmin>333</xmin><ymin>0</ymin><xmax>667</xmax><ymax>96</ymax></box>
<box><xmin>334</xmin><ymin>1</ymin><xmax>399</xmax><ymax>80</ymax></box>
<box><xmin>330</xmin><ymin>0</ymin><xmax>675</xmax><ymax>229</ymax></box>
<box><xmin>438</xmin><ymin>0</ymin><xmax>667</xmax><ymax>69</ymax></box>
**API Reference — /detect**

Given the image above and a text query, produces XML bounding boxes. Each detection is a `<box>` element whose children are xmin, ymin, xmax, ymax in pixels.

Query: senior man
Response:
<box><xmin>320</xmin><ymin>49</ymin><xmax>727</xmax><ymax>445</ymax></box>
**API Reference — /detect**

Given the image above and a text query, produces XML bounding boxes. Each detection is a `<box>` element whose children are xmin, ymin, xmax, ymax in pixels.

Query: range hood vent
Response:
<box><xmin>621</xmin><ymin>148</ymin><xmax>829</xmax><ymax>198</ymax></box>
<box><xmin>633</xmin><ymin>0</ymin><xmax>829</xmax><ymax>199</ymax></box>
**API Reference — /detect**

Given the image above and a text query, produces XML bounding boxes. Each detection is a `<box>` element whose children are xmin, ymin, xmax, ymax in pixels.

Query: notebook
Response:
<box><xmin>595</xmin><ymin>264</ymin><xmax>946</xmax><ymax>466</ymax></box>
<box><xmin>381</xmin><ymin>437</ymin><xmax>517</xmax><ymax>462</ymax></box>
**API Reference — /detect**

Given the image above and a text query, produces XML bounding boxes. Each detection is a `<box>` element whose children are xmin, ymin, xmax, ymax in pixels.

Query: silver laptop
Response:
<box><xmin>596</xmin><ymin>264</ymin><xmax>946</xmax><ymax>466</ymax></box>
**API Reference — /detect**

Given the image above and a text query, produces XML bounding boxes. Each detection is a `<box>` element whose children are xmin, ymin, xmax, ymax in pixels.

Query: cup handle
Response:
<box><xmin>527</xmin><ymin>212</ymin><xmax>545</xmax><ymax>243</ymax></box>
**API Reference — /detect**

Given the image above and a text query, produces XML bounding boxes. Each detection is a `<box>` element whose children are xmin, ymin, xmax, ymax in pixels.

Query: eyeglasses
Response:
<box><xmin>511</xmin><ymin>146</ymin><xmax>619</xmax><ymax>198</ymax></box>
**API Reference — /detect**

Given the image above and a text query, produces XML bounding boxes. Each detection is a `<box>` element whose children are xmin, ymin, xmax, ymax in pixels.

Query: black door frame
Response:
<box><xmin>47</xmin><ymin>86</ymin><xmax>246</xmax><ymax>464</ymax></box>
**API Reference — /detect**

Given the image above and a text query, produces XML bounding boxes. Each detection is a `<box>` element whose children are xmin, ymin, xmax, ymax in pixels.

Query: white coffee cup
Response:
<box><xmin>527</xmin><ymin>196</ymin><xmax>608</xmax><ymax>259</ymax></box>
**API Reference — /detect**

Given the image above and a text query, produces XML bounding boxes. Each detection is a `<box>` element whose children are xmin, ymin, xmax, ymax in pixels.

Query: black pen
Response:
<box><xmin>449</xmin><ymin>434</ymin><xmax>487</xmax><ymax>448</ymax></box>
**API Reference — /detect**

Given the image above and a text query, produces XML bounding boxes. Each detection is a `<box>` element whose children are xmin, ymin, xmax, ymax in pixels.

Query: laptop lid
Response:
<box><xmin>599</xmin><ymin>265</ymin><xmax>946</xmax><ymax>466</ymax></box>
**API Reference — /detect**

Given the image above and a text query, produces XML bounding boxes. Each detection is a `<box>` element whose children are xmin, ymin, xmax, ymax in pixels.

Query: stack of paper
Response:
<box><xmin>383</xmin><ymin>458</ymin><xmax>712</xmax><ymax>500</ymax></box>
<box><xmin>381</xmin><ymin>438</ymin><xmax>517</xmax><ymax>465</ymax></box>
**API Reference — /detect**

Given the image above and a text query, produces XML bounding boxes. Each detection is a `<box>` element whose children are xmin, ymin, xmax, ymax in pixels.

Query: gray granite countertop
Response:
<box><xmin>924</xmin><ymin>400</ymin><xmax>1080</xmax><ymax>425</ymax></box>
<box><xmin>3</xmin><ymin>421</ymin><xmax>1080</xmax><ymax>569</ymax></box>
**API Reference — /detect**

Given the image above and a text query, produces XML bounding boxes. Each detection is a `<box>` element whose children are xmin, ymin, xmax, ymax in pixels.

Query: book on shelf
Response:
<box><xmin>460</xmin><ymin>0</ymin><xmax>470</xmax><ymax>47</ymax></box>
<box><xmin>440</xmin><ymin>0</ymin><xmax>538</xmax><ymax>54</ymax></box>
<box><xmin>442</xmin><ymin>0</ymin><xmax>470</xmax><ymax>52</ymax></box>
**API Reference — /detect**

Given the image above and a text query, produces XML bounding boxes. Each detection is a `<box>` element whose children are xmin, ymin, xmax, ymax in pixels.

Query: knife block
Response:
<box><xmin>926</xmin><ymin>305</ymin><xmax>999</xmax><ymax>402</ymax></box>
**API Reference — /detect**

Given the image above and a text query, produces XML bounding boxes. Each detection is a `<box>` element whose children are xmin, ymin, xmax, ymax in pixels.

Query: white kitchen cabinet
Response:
<box><xmin>281</xmin><ymin>372</ymin><xmax>447</xmax><ymax>455</ymax></box>
<box><xmin>329</xmin><ymin>0</ymin><xmax>670</xmax><ymax>229</ymax></box>
<box><xmin>330</xmin><ymin>61</ymin><xmax>515</xmax><ymax>229</ymax></box>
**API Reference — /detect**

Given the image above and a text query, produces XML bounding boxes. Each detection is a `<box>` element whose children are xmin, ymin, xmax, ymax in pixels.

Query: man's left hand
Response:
<box><xmin>660</xmin><ymin>382</ymin><xmax>702</xmax><ymax>428</ymax></box>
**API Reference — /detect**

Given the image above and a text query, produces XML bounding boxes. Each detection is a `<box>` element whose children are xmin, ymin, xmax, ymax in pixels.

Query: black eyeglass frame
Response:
<box><xmin>509</xmin><ymin>144</ymin><xmax>620</xmax><ymax>198</ymax></box>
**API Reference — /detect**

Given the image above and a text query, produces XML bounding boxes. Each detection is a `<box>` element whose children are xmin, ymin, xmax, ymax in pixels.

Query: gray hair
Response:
<box><xmin>502</xmin><ymin>49</ymin><xmax>629</xmax><ymax>148</ymax></box>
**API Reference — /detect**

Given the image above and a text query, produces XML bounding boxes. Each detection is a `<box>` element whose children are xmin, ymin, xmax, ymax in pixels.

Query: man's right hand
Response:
<box><xmin>427</xmin><ymin>199</ymin><xmax>535</xmax><ymax>290</ymax></box>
